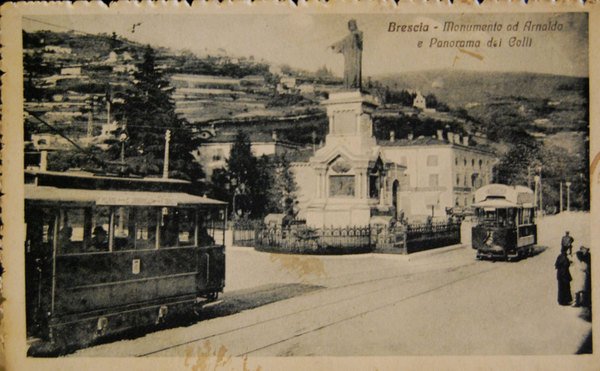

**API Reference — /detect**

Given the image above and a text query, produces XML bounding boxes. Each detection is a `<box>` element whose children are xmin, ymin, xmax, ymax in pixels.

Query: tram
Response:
<box><xmin>471</xmin><ymin>184</ymin><xmax>537</xmax><ymax>260</ymax></box>
<box><xmin>25</xmin><ymin>169</ymin><xmax>227</xmax><ymax>352</ymax></box>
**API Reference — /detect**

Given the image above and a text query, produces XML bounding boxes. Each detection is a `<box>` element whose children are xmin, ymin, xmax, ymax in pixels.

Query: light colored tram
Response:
<box><xmin>471</xmin><ymin>184</ymin><xmax>537</xmax><ymax>260</ymax></box>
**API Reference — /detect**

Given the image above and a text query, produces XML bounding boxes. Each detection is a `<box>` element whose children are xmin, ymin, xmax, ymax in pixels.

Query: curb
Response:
<box><xmin>405</xmin><ymin>243</ymin><xmax>467</xmax><ymax>261</ymax></box>
<box><xmin>228</xmin><ymin>244</ymin><xmax>468</xmax><ymax>262</ymax></box>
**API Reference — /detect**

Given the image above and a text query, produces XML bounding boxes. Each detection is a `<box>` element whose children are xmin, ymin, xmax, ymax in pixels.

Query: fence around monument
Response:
<box><xmin>232</xmin><ymin>220</ymin><xmax>461</xmax><ymax>254</ymax></box>
<box><xmin>405</xmin><ymin>221</ymin><xmax>462</xmax><ymax>253</ymax></box>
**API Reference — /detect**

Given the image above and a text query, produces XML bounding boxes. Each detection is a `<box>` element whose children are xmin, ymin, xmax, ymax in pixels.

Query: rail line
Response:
<box><xmin>139</xmin><ymin>258</ymin><xmax>503</xmax><ymax>357</ymax></box>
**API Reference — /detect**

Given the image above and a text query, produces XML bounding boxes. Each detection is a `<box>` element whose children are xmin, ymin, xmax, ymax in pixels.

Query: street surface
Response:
<box><xmin>72</xmin><ymin>212</ymin><xmax>591</xmax><ymax>357</ymax></box>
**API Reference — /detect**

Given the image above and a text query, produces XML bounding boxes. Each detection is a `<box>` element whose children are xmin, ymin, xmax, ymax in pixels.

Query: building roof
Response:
<box><xmin>25</xmin><ymin>185</ymin><xmax>226</xmax><ymax>206</ymax></box>
<box><xmin>204</xmin><ymin>131</ymin><xmax>304</xmax><ymax>148</ymax></box>
<box><xmin>287</xmin><ymin>147</ymin><xmax>316</xmax><ymax>163</ymax></box>
<box><xmin>377</xmin><ymin>137</ymin><xmax>496</xmax><ymax>156</ymax></box>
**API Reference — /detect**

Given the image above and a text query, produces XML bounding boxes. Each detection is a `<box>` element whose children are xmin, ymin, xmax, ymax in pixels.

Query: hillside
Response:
<box><xmin>376</xmin><ymin>70</ymin><xmax>588</xmax><ymax>137</ymax></box>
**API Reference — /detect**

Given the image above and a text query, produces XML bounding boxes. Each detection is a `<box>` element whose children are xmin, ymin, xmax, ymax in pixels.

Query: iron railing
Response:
<box><xmin>232</xmin><ymin>219</ymin><xmax>461</xmax><ymax>254</ymax></box>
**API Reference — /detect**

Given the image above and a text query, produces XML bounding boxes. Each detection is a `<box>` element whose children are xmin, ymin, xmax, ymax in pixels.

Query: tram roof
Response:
<box><xmin>25</xmin><ymin>185</ymin><xmax>226</xmax><ymax>207</ymax></box>
<box><xmin>473</xmin><ymin>184</ymin><xmax>535</xmax><ymax>208</ymax></box>
<box><xmin>472</xmin><ymin>199</ymin><xmax>520</xmax><ymax>208</ymax></box>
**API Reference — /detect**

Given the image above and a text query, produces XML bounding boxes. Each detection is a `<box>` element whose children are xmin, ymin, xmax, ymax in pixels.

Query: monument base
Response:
<box><xmin>305</xmin><ymin>198</ymin><xmax>381</xmax><ymax>227</ymax></box>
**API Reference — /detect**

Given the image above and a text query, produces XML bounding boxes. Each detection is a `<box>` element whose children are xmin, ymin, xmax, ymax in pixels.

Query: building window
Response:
<box><xmin>456</xmin><ymin>174</ymin><xmax>460</xmax><ymax>186</ymax></box>
<box><xmin>455</xmin><ymin>197</ymin><xmax>459</xmax><ymax>206</ymax></box>
<box><xmin>427</xmin><ymin>155</ymin><xmax>438</xmax><ymax>166</ymax></box>
<box><xmin>429</xmin><ymin>174</ymin><xmax>439</xmax><ymax>187</ymax></box>
<box><xmin>463</xmin><ymin>158</ymin><xmax>467</xmax><ymax>166</ymax></box>
<box><xmin>329</xmin><ymin>175</ymin><xmax>355</xmax><ymax>197</ymax></box>
<box><xmin>471</xmin><ymin>159</ymin><xmax>475</xmax><ymax>167</ymax></box>
<box><xmin>455</xmin><ymin>157</ymin><xmax>458</xmax><ymax>166</ymax></box>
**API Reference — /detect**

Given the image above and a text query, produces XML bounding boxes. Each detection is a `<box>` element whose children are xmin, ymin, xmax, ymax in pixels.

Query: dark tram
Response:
<box><xmin>25</xmin><ymin>170</ymin><xmax>227</xmax><ymax>353</ymax></box>
<box><xmin>471</xmin><ymin>184</ymin><xmax>537</xmax><ymax>261</ymax></box>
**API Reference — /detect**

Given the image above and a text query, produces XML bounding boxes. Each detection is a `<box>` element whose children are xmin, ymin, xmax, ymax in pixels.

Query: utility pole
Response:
<box><xmin>559</xmin><ymin>182</ymin><xmax>563</xmax><ymax>213</ymax></box>
<box><xmin>566</xmin><ymin>181</ymin><xmax>572</xmax><ymax>212</ymax></box>
<box><xmin>119</xmin><ymin>122</ymin><xmax>128</xmax><ymax>175</ymax></box>
<box><xmin>538</xmin><ymin>166</ymin><xmax>543</xmax><ymax>216</ymax></box>
<box><xmin>533</xmin><ymin>175</ymin><xmax>540</xmax><ymax>212</ymax></box>
<box><xmin>163</xmin><ymin>129</ymin><xmax>171</xmax><ymax>179</ymax></box>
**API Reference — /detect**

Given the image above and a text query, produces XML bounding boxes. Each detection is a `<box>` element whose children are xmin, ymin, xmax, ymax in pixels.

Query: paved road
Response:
<box><xmin>72</xmin><ymin>212</ymin><xmax>591</xmax><ymax>357</ymax></box>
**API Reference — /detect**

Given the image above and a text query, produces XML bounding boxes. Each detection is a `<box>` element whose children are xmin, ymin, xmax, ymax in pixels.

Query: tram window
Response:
<box><xmin>113</xmin><ymin>207</ymin><xmax>134</xmax><ymax>250</ymax></box>
<box><xmin>507</xmin><ymin>208</ymin><xmax>516</xmax><ymax>226</ymax></box>
<box><xmin>26</xmin><ymin>207</ymin><xmax>55</xmax><ymax>253</ymax></box>
<box><xmin>479</xmin><ymin>209</ymin><xmax>497</xmax><ymax>224</ymax></box>
<box><xmin>58</xmin><ymin>207</ymin><xmax>110</xmax><ymax>254</ymax></box>
<box><xmin>136</xmin><ymin>208</ymin><xmax>159</xmax><ymax>250</ymax></box>
<box><xmin>522</xmin><ymin>208</ymin><xmax>532</xmax><ymax>225</ymax></box>
<box><xmin>199</xmin><ymin>211</ymin><xmax>217</xmax><ymax>247</ymax></box>
<box><xmin>177</xmin><ymin>209</ymin><xmax>197</xmax><ymax>247</ymax></box>
<box><xmin>497</xmin><ymin>209</ymin><xmax>507</xmax><ymax>227</ymax></box>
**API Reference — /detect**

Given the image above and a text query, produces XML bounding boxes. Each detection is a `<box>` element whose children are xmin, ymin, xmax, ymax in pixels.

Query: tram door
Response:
<box><xmin>25</xmin><ymin>206</ymin><xmax>55</xmax><ymax>337</ymax></box>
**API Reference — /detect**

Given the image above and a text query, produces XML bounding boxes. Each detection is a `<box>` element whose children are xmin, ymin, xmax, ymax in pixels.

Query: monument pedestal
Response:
<box><xmin>305</xmin><ymin>91</ymin><xmax>390</xmax><ymax>228</ymax></box>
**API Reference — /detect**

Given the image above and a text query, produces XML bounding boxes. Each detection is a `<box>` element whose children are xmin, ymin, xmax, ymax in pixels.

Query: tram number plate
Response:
<box><xmin>132</xmin><ymin>259</ymin><xmax>141</xmax><ymax>274</ymax></box>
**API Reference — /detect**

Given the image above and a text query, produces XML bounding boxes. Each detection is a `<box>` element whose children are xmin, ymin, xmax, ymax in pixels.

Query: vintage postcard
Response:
<box><xmin>1</xmin><ymin>1</ymin><xmax>599</xmax><ymax>370</ymax></box>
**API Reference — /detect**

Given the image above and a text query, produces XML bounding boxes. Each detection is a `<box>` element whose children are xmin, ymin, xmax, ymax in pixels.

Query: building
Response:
<box><xmin>60</xmin><ymin>66</ymin><xmax>82</xmax><ymax>76</ymax></box>
<box><xmin>290</xmin><ymin>93</ymin><xmax>498</xmax><ymax>225</ymax></box>
<box><xmin>195</xmin><ymin>131</ymin><xmax>304</xmax><ymax>179</ymax></box>
<box><xmin>413</xmin><ymin>91</ymin><xmax>427</xmax><ymax>110</ymax></box>
<box><xmin>378</xmin><ymin>130</ymin><xmax>497</xmax><ymax>221</ymax></box>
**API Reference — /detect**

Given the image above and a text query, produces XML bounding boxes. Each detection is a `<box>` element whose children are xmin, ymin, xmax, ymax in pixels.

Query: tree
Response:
<box><xmin>267</xmin><ymin>153</ymin><xmax>298</xmax><ymax>217</ymax></box>
<box><xmin>494</xmin><ymin>138</ymin><xmax>541</xmax><ymax>186</ymax></box>
<box><xmin>425</xmin><ymin>94</ymin><xmax>438</xmax><ymax>109</ymax></box>
<box><xmin>226</xmin><ymin>131</ymin><xmax>258</xmax><ymax>217</ymax></box>
<box><xmin>111</xmin><ymin>46</ymin><xmax>203</xmax><ymax>182</ymax></box>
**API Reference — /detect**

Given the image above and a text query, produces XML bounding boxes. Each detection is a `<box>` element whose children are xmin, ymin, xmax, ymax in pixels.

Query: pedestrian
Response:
<box><xmin>561</xmin><ymin>231</ymin><xmax>574</xmax><ymax>256</ymax></box>
<box><xmin>555</xmin><ymin>246</ymin><xmax>573</xmax><ymax>306</ymax></box>
<box><xmin>572</xmin><ymin>247</ymin><xmax>588</xmax><ymax>307</ymax></box>
<box><xmin>580</xmin><ymin>246</ymin><xmax>592</xmax><ymax>308</ymax></box>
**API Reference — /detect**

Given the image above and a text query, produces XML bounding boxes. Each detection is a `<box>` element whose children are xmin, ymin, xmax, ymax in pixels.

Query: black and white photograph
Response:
<box><xmin>1</xmin><ymin>3</ymin><xmax>599</xmax><ymax>370</ymax></box>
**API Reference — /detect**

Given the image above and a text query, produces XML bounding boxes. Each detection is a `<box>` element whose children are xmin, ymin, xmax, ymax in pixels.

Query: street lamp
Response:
<box><xmin>537</xmin><ymin>166</ymin><xmax>543</xmax><ymax>215</ymax></box>
<box><xmin>533</xmin><ymin>175</ymin><xmax>540</xmax><ymax>212</ymax></box>
<box><xmin>565</xmin><ymin>181</ymin><xmax>572</xmax><ymax>212</ymax></box>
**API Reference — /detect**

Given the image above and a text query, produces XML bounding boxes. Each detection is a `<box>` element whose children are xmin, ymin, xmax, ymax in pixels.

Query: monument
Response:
<box><xmin>304</xmin><ymin>20</ymin><xmax>406</xmax><ymax>228</ymax></box>
<box><xmin>330</xmin><ymin>19</ymin><xmax>363</xmax><ymax>90</ymax></box>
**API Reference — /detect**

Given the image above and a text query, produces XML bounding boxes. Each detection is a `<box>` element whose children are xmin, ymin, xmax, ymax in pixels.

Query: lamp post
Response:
<box><xmin>566</xmin><ymin>181</ymin><xmax>572</xmax><ymax>212</ymax></box>
<box><xmin>533</xmin><ymin>175</ymin><xmax>540</xmax><ymax>212</ymax></box>
<box><xmin>559</xmin><ymin>182</ymin><xmax>563</xmax><ymax>213</ymax></box>
<box><xmin>163</xmin><ymin>129</ymin><xmax>171</xmax><ymax>179</ymax></box>
<box><xmin>537</xmin><ymin>166</ymin><xmax>543</xmax><ymax>215</ymax></box>
<box><xmin>119</xmin><ymin>123</ymin><xmax>129</xmax><ymax>174</ymax></box>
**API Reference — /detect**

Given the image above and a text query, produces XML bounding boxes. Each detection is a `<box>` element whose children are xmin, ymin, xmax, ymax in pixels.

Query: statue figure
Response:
<box><xmin>330</xmin><ymin>19</ymin><xmax>363</xmax><ymax>90</ymax></box>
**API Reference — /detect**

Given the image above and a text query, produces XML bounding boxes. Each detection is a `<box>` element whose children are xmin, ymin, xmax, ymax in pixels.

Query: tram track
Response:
<box><xmin>238</xmin><ymin>264</ymin><xmax>499</xmax><ymax>356</ymax></box>
<box><xmin>138</xmin><ymin>257</ymin><xmax>504</xmax><ymax>357</ymax></box>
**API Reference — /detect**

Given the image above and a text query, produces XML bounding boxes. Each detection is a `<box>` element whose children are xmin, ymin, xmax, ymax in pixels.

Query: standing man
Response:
<box><xmin>561</xmin><ymin>231</ymin><xmax>574</xmax><ymax>256</ymax></box>
<box><xmin>330</xmin><ymin>19</ymin><xmax>363</xmax><ymax>90</ymax></box>
<box><xmin>555</xmin><ymin>246</ymin><xmax>573</xmax><ymax>306</ymax></box>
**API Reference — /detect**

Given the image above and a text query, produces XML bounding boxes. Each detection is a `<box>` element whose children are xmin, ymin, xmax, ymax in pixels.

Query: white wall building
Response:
<box><xmin>378</xmin><ymin>130</ymin><xmax>497</xmax><ymax>221</ymax></box>
<box><xmin>195</xmin><ymin>131</ymin><xmax>304</xmax><ymax>179</ymax></box>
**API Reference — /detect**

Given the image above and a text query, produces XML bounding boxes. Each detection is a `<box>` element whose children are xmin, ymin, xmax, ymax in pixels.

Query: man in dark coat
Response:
<box><xmin>561</xmin><ymin>231</ymin><xmax>574</xmax><ymax>256</ymax></box>
<box><xmin>555</xmin><ymin>247</ymin><xmax>573</xmax><ymax>305</ymax></box>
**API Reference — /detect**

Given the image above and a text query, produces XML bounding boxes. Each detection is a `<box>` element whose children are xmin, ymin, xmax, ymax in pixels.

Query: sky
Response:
<box><xmin>23</xmin><ymin>12</ymin><xmax>588</xmax><ymax>77</ymax></box>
